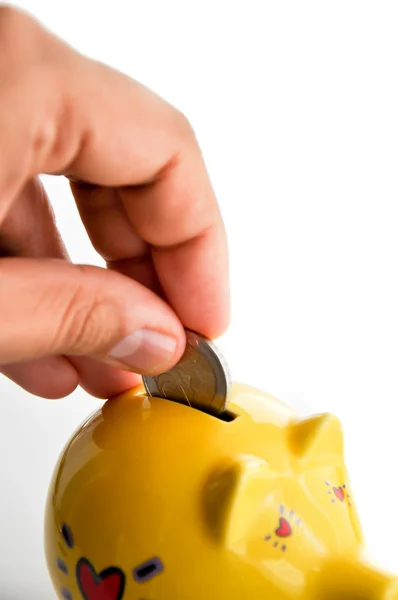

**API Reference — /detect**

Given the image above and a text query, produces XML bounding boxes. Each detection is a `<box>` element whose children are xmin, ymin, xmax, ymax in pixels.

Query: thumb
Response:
<box><xmin>0</xmin><ymin>258</ymin><xmax>185</xmax><ymax>373</ymax></box>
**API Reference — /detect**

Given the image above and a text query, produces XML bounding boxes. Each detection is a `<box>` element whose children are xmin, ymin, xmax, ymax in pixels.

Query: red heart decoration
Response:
<box><xmin>333</xmin><ymin>486</ymin><xmax>345</xmax><ymax>502</ymax></box>
<box><xmin>76</xmin><ymin>558</ymin><xmax>125</xmax><ymax>600</ymax></box>
<box><xmin>275</xmin><ymin>517</ymin><xmax>292</xmax><ymax>538</ymax></box>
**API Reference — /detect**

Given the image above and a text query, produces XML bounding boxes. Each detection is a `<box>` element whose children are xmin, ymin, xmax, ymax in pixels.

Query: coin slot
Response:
<box><xmin>217</xmin><ymin>409</ymin><xmax>238</xmax><ymax>422</ymax></box>
<box><xmin>156</xmin><ymin>395</ymin><xmax>238</xmax><ymax>421</ymax></box>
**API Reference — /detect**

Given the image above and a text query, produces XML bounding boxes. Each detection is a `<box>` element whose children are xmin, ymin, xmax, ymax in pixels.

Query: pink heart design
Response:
<box><xmin>333</xmin><ymin>486</ymin><xmax>345</xmax><ymax>502</ymax></box>
<box><xmin>275</xmin><ymin>517</ymin><xmax>292</xmax><ymax>538</ymax></box>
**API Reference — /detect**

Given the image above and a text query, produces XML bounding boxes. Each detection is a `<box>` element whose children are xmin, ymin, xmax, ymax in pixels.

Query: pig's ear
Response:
<box><xmin>202</xmin><ymin>455</ymin><xmax>275</xmax><ymax>546</ymax></box>
<box><xmin>288</xmin><ymin>413</ymin><xmax>343</xmax><ymax>465</ymax></box>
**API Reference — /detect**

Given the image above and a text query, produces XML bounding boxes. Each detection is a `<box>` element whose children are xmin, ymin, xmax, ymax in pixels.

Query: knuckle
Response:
<box><xmin>0</xmin><ymin>6</ymin><xmax>67</xmax><ymax>74</ymax></box>
<box><xmin>0</xmin><ymin>5</ymin><xmax>36</xmax><ymax>55</ymax></box>
<box><xmin>63</xmin><ymin>297</ymin><xmax>102</xmax><ymax>352</ymax></box>
<box><xmin>173</xmin><ymin>108</ymin><xmax>197</xmax><ymax>143</ymax></box>
<box><xmin>54</xmin><ymin>269</ymin><xmax>119</xmax><ymax>354</ymax></box>
<box><xmin>0</xmin><ymin>4</ymin><xmax>26</xmax><ymax>28</ymax></box>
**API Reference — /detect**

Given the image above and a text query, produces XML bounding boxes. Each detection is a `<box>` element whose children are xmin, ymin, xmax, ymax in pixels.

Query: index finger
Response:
<box><xmin>0</xmin><ymin>7</ymin><xmax>230</xmax><ymax>339</ymax></box>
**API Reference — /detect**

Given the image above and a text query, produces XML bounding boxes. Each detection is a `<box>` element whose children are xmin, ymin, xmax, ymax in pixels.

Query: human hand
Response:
<box><xmin>0</xmin><ymin>6</ymin><xmax>230</xmax><ymax>400</ymax></box>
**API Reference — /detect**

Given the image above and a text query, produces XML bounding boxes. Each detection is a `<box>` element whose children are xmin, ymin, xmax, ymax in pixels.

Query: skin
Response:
<box><xmin>0</xmin><ymin>6</ymin><xmax>230</xmax><ymax>400</ymax></box>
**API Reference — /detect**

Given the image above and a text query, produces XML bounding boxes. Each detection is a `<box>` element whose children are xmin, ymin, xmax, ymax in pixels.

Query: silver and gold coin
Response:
<box><xmin>142</xmin><ymin>330</ymin><xmax>231</xmax><ymax>416</ymax></box>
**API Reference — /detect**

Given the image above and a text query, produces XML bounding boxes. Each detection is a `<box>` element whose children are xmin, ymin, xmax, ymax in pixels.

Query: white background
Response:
<box><xmin>1</xmin><ymin>1</ymin><xmax>398</xmax><ymax>597</ymax></box>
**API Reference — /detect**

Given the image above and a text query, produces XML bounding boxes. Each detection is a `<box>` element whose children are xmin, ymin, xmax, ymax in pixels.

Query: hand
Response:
<box><xmin>0</xmin><ymin>6</ymin><xmax>230</xmax><ymax>400</ymax></box>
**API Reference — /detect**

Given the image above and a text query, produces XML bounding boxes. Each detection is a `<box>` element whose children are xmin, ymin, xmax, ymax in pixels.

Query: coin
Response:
<box><xmin>142</xmin><ymin>330</ymin><xmax>231</xmax><ymax>416</ymax></box>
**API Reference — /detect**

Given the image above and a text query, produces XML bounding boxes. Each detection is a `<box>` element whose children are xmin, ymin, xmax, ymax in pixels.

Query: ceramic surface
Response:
<box><xmin>44</xmin><ymin>382</ymin><xmax>398</xmax><ymax>599</ymax></box>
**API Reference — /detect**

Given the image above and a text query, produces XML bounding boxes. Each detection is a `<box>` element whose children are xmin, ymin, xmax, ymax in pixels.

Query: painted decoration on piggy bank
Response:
<box><xmin>45</xmin><ymin>382</ymin><xmax>398</xmax><ymax>599</ymax></box>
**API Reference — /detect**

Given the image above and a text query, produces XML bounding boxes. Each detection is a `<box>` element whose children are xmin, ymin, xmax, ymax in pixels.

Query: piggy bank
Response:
<box><xmin>44</xmin><ymin>382</ymin><xmax>398</xmax><ymax>599</ymax></box>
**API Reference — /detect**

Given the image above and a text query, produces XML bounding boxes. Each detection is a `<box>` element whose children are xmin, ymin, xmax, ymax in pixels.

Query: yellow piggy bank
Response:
<box><xmin>44</xmin><ymin>382</ymin><xmax>398</xmax><ymax>599</ymax></box>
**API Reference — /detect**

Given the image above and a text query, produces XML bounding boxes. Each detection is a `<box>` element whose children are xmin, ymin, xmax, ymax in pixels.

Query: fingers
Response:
<box><xmin>69</xmin><ymin>184</ymin><xmax>164</xmax><ymax>295</ymax></box>
<box><xmin>1</xmin><ymin>357</ymin><xmax>79</xmax><ymax>400</ymax></box>
<box><xmin>0</xmin><ymin>177</ymin><xmax>80</xmax><ymax>398</ymax></box>
<box><xmin>0</xmin><ymin>258</ymin><xmax>185</xmax><ymax>371</ymax></box>
<box><xmin>66</xmin><ymin>356</ymin><xmax>142</xmax><ymax>399</ymax></box>
<box><xmin>0</xmin><ymin>177</ymin><xmax>68</xmax><ymax>259</ymax></box>
<box><xmin>72</xmin><ymin>164</ymin><xmax>230</xmax><ymax>338</ymax></box>
<box><xmin>0</xmin><ymin>177</ymin><xmax>139</xmax><ymax>398</ymax></box>
<box><xmin>0</xmin><ymin>5</ymin><xmax>230</xmax><ymax>343</ymax></box>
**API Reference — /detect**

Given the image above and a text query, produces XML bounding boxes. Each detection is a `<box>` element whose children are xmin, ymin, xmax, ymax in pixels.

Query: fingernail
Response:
<box><xmin>108</xmin><ymin>329</ymin><xmax>177</xmax><ymax>373</ymax></box>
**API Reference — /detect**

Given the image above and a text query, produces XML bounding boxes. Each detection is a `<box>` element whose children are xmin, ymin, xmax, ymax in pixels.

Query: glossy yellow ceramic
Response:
<box><xmin>44</xmin><ymin>382</ymin><xmax>398</xmax><ymax>599</ymax></box>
